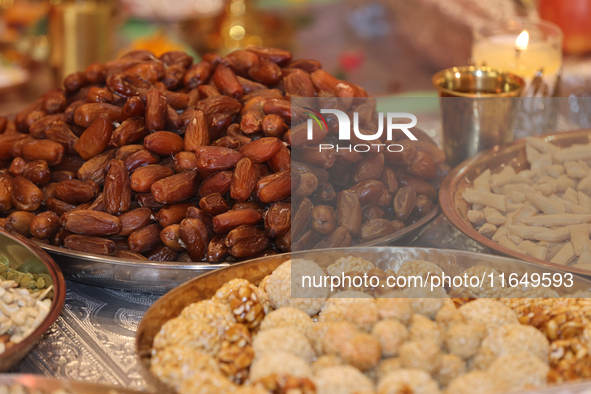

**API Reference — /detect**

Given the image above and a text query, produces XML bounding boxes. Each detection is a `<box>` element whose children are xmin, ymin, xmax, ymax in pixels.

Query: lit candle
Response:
<box><xmin>472</xmin><ymin>19</ymin><xmax>562</xmax><ymax>96</ymax></box>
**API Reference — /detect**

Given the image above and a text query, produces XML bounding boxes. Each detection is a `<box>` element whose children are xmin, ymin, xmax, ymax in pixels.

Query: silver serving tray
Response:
<box><xmin>0</xmin><ymin>373</ymin><xmax>142</xmax><ymax>393</ymax></box>
<box><xmin>137</xmin><ymin>246</ymin><xmax>591</xmax><ymax>393</ymax></box>
<box><xmin>36</xmin><ymin>206</ymin><xmax>438</xmax><ymax>292</ymax></box>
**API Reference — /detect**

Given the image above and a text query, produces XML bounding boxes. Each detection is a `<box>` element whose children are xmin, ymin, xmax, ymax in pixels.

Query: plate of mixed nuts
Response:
<box><xmin>0</xmin><ymin>230</ymin><xmax>65</xmax><ymax>371</ymax></box>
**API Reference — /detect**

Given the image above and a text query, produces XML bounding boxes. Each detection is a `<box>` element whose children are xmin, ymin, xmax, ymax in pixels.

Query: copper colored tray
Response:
<box><xmin>136</xmin><ymin>246</ymin><xmax>591</xmax><ymax>393</ymax></box>
<box><xmin>440</xmin><ymin>129</ymin><xmax>591</xmax><ymax>276</ymax></box>
<box><xmin>0</xmin><ymin>230</ymin><xmax>66</xmax><ymax>372</ymax></box>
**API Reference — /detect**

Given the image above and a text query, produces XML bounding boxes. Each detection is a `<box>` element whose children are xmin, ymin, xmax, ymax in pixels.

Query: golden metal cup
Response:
<box><xmin>48</xmin><ymin>0</ymin><xmax>115</xmax><ymax>83</ymax></box>
<box><xmin>432</xmin><ymin>66</ymin><xmax>525</xmax><ymax>167</ymax></box>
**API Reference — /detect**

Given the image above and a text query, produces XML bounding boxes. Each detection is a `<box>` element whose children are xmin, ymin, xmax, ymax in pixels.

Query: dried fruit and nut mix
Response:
<box><xmin>0</xmin><ymin>46</ymin><xmax>445</xmax><ymax>262</ymax></box>
<box><xmin>0</xmin><ymin>254</ymin><xmax>53</xmax><ymax>355</ymax></box>
<box><xmin>149</xmin><ymin>258</ymin><xmax>558</xmax><ymax>394</ymax></box>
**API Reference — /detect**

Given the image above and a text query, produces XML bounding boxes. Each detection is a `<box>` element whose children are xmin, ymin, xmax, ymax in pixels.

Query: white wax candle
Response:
<box><xmin>472</xmin><ymin>32</ymin><xmax>562</xmax><ymax>94</ymax></box>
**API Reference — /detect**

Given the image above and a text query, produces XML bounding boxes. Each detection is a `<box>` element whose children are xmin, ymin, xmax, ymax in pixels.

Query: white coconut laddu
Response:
<box><xmin>464</xmin><ymin>137</ymin><xmax>591</xmax><ymax>267</ymax></box>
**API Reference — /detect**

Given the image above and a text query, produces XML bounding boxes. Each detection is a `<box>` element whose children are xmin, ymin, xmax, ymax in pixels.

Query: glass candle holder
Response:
<box><xmin>472</xmin><ymin>19</ymin><xmax>563</xmax><ymax>138</ymax></box>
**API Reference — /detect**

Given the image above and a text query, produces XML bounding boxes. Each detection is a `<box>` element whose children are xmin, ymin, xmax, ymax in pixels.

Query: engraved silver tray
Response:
<box><xmin>36</xmin><ymin>207</ymin><xmax>438</xmax><ymax>292</ymax></box>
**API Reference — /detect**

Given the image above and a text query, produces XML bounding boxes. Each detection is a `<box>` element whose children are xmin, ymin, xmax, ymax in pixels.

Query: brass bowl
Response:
<box><xmin>0</xmin><ymin>230</ymin><xmax>66</xmax><ymax>371</ymax></box>
<box><xmin>440</xmin><ymin>128</ymin><xmax>591</xmax><ymax>276</ymax></box>
<box><xmin>0</xmin><ymin>373</ymin><xmax>142</xmax><ymax>393</ymax></box>
<box><xmin>136</xmin><ymin>246</ymin><xmax>591</xmax><ymax>392</ymax></box>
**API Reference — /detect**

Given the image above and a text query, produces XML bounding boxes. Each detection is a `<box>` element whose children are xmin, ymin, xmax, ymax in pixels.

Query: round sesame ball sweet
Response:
<box><xmin>443</xmin><ymin>371</ymin><xmax>501</xmax><ymax>394</ymax></box>
<box><xmin>458</xmin><ymin>299</ymin><xmax>518</xmax><ymax>333</ymax></box>
<box><xmin>472</xmin><ymin>323</ymin><xmax>549</xmax><ymax>370</ymax></box>
<box><xmin>435</xmin><ymin>354</ymin><xmax>466</xmax><ymax>388</ymax></box>
<box><xmin>180</xmin><ymin>300</ymin><xmax>235</xmax><ymax>335</ymax></box>
<box><xmin>488</xmin><ymin>352</ymin><xmax>549</xmax><ymax>391</ymax></box>
<box><xmin>372</xmin><ymin>319</ymin><xmax>408</xmax><ymax>357</ymax></box>
<box><xmin>305</xmin><ymin>321</ymin><xmax>334</xmax><ymax>356</ymax></box>
<box><xmin>266</xmin><ymin>259</ymin><xmax>329</xmax><ymax>316</ymax></box>
<box><xmin>327</xmin><ymin>256</ymin><xmax>376</xmax><ymax>277</ymax></box>
<box><xmin>376</xmin><ymin>295</ymin><xmax>413</xmax><ymax>325</ymax></box>
<box><xmin>312</xmin><ymin>354</ymin><xmax>343</xmax><ymax>372</ymax></box>
<box><xmin>314</xmin><ymin>365</ymin><xmax>375</xmax><ymax>394</ymax></box>
<box><xmin>322</xmin><ymin>321</ymin><xmax>360</xmax><ymax>356</ymax></box>
<box><xmin>375</xmin><ymin>358</ymin><xmax>402</xmax><ymax>382</ymax></box>
<box><xmin>444</xmin><ymin>322</ymin><xmax>487</xmax><ymax>360</ymax></box>
<box><xmin>320</xmin><ymin>292</ymin><xmax>378</xmax><ymax>331</ymax></box>
<box><xmin>178</xmin><ymin>370</ymin><xmax>237</xmax><ymax>394</ymax></box>
<box><xmin>409</xmin><ymin>314</ymin><xmax>444</xmax><ymax>347</ymax></box>
<box><xmin>340</xmin><ymin>332</ymin><xmax>381</xmax><ymax>371</ymax></box>
<box><xmin>404</xmin><ymin>287</ymin><xmax>449</xmax><ymax>319</ymax></box>
<box><xmin>259</xmin><ymin>307</ymin><xmax>312</xmax><ymax>334</ymax></box>
<box><xmin>397</xmin><ymin>260</ymin><xmax>444</xmax><ymax>282</ymax></box>
<box><xmin>399</xmin><ymin>340</ymin><xmax>441</xmax><ymax>374</ymax></box>
<box><xmin>258</xmin><ymin>275</ymin><xmax>271</xmax><ymax>292</ymax></box>
<box><xmin>249</xmin><ymin>351</ymin><xmax>313</xmax><ymax>382</ymax></box>
<box><xmin>435</xmin><ymin>304</ymin><xmax>465</xmax><ymax>331</ymax></box>
<box><xmin>152</xmin><ymin>317</ymin><xmax>222</xmax><ymax>356</ymax></box>
<box><xmin>150</xmin><ymin>346</ymin><xmax>220</xmax><ymax>389</ymax></box>
<box><xmin>377</xmin><ymin>369</ymin><xmax>441</xmax><ymax>394</ymax></box>
<box><xmin>253</xmin><ymin>327</ymin><xmax>315</xmax><ymax>363</ymax></box>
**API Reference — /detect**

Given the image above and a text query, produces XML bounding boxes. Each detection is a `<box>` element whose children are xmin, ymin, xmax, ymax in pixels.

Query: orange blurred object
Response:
<box><xmin>539</xmin><ymin>0</ymin><xmax>591</xmax><ymax>55</ymax></box>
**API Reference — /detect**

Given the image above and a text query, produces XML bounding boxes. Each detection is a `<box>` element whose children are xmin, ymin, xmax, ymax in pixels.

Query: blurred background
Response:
<box><xmin>1</xmin><ymin>0</ymin><xmax>591</xmax><ymax>116</ymax></box>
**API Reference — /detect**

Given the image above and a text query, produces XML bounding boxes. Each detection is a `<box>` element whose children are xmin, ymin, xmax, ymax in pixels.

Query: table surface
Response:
<box><xmin>9</xmin><ymin>213</ymin><xmax>486</xmax><ymax>391</ymax></box>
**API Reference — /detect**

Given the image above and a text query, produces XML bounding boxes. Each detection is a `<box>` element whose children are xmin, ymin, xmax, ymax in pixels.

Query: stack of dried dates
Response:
<box><xmin>0</xmin><ymin>46</ymin><xmax>446</xmax><ymax>262</ymax></box>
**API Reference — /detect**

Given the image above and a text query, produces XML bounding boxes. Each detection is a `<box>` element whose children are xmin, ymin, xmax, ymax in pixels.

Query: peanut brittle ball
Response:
<box><xmin>253</xmin><ymin>327</ymin><xmax>315</xmax><ymax>363</ymax></box>
<box><xmin>150</xmin><ymin>346</ymin><xmax>220</xmax><ymax>389</ymax></box>
<box><xmin>372</xmin><ymin>319</ymin><xmax>408</xmax><ymax>357</ymax></box>
<box><xmin>409</xmin><ymin>313</ymin><xmax>444</xmax><ymax>347</ymax></box>
<box><xmin>314</xmin><ymin>365</ymin><xmax>375</xmax><ymax>394</ymax></box>
<box><xmin>340</xmin><ymin>332</ymin><xmax>381</xmax><ymax>371</ymax></box>
<box><xmin>217</xmin><ymin>324</ymin><xmax>255</xmax><ymax>384</ymax></box>
<box><xmin>180</xmin><ymin>300</ymin><xmax>236</xmax><ymax>335</ymax></box>
<box><xmin>266</xmin><ymin>259</ymin><xmax>329</xmax><ymax>316</ymax></box>
<box><xmin>399</xmin><ymin>340</ymin><xmax>441</xmax><ymax>374</ymax></box>
<box><xmin>153</xmin><ymin>317</ymin><xmax>222</xmax><ymax>356</ymax></box>
<box><xmin>444</xmin><ymin>371</ymin><xmax>500</xmax><ymax>394</ymax></box>
<box><xmin>435</xmin><ymin>354</ymin><xmax>466</xmax><ymax>388</ymax></box>
<box><xmin>259</xmin><ymin>307</ymin><xmax>312</xmax><ymax>334</ymax></box>
<box><xmin>445</xmin><ymin>323</ymin><xmax>487</xmax><ymax>360</ymax></box>
<box><xmin>458</xmin><ymin>299</ymin><xmax>518</xmax><ymax>333</ymax></box>
<box><xmin>327</xmin><ymin>256</ymin><xmax>375</xmax><ymax>277</ymax></box>
<box><xmin>488</xmin><ymin>352</ymin><xmax>549</xmax><ymax>391</ymax></box>
<box><xmin>178</xmin><ymin>370</ymin><xmax>237</xmax><ymax>394</ymax></box>
<box><xmin>473</xmin><ymin>323</ymin><xmax>549</xmax><ymax>370</ymax></box>
<box><xmin>249</xmin><ymin>351</ymin><xmax>313</xmax><ymax>382</ymax></box>
<box><xmin>377</xmin><ymin>369</ymin><xmax>441</xmax><ymax>394</ymax></box>
<box><xmin>319</xmin><ymin>291</ymin><xmax>378</xmax><ymax>331</ymax></box>
<box><xmin>214</xmin><ymin>278</ymin><xmax>271</xmax><ymax>330</ymax></box>
<box><xmin>376</xmin><ymin>295</ymin><xmax>413</xmax><ymax>325</ymax></box>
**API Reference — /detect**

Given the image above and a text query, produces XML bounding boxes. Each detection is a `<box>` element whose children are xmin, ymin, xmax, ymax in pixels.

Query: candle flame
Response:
<box><xmin>515</xmin><ymin>30</ymin><xmax>529</xmax><ymax>50</ymax></box>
